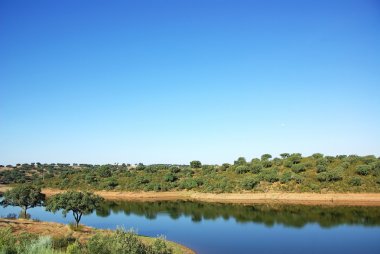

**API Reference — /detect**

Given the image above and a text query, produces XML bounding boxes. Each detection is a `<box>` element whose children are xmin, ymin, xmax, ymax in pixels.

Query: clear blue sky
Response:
<box><xmin>1</xmin><ymin>0</ymin><xmax>379</xmax><ymax>165</ymax></box>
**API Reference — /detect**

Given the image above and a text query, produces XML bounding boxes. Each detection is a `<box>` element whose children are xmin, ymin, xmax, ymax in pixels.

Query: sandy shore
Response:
<box><xmin>0</xmin><ymin>218</ymin><xmax>194</xmax><ymax>254</ymax></box>
<box><xmin>1</xmin><ymin>185</ymin><xmax>380</xmax><ymax>206</ymax></box>
<box><xmin>44</xmin><ymin>189</ymin><xmax>380</xmax><ymax>206</ymax></box>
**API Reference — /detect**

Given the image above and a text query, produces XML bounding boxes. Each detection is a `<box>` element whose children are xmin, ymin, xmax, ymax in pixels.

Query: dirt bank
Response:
<box><xmin>1</xmin><ymin>185</ymin><xmax>380</xmax><ymax>206</ymax></box>
<box><xmin>42</xmin><ymin>189</ymin><xmax>380</xmax><ymax>206</ymax></box>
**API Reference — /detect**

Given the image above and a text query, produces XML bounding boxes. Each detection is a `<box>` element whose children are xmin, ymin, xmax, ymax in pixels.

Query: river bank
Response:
<box><xmin>0</xmin><ymin>218</ymin><xmax>195</xmax><ymax>254</ymax></box>
<box><xmin>1</xmin><ymin>185</ymin><xmax>380</xmax><ymax>206</ymax></box>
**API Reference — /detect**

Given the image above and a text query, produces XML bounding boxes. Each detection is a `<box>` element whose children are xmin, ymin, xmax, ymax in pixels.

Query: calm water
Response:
<box><xmin>1</xmin><ymin>200</ymin><xmax>380</xmax><ymax>254</ymax></box>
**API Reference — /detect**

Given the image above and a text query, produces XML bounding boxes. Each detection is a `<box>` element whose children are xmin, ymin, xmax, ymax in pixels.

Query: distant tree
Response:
<box><xmin>190</xmin><ymin>161</ymin><xmax>202</xmax><ymax>169</ymax></box>
<box><xmin>312</xmin><ymin>153</ymin><xmax>324</xmax><ymax>159</ymax></box>
<box><xmin>280</xmin><ymin>153</ymin><xmax>290</xmax><ymax>159</ymax></box>
<box><xmin>261</xmin><ymin>154</ymin><xmax>272</xmax><ymax>161</ymax></box>
<box><xmin>1</xmin><ymin>184</ymin><xmax>45</xmax><ymax>218</ymax></box>
<box><xmin>136</xmin><ymin>163</ymin><xmax>146</xmax><ymax>171</ymax></box>
<box><xmin>46</xmin><ymin>191</ymin><xmax>103</xmax><ymax>228</ymax></box>
<box><xmin>97</xmin><ymin>165</ymin><xmax>112</xmax><ymax>177</ymax></box>
<box><xmin>234</xmin><ymin>157</ymin><xmax>247</xmax><ymax>166</ymax></box>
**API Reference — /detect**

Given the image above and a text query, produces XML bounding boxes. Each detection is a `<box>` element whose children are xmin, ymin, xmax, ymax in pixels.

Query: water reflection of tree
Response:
<box><xmin>95</xmin><ymin>201</ymin><xmax>380</xmax><ymax>228</ymax></box>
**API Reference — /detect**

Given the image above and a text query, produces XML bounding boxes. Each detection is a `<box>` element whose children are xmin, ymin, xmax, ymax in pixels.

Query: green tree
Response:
<box><xmin>46</xmin><ymin>191</ymin><xmax>103</xmax><ymax>228</ymax></box>
<box><xmin>190</xmin><ymin>160</ymin><xmax>202</xmax><ymax>168</ymax></box>
<box><xmin>261</xmin><ymin>154</ymin><xmax>272</xmax><ymax>161</ymax></box>
<box><xmin>1</xmin><ymin>184</ymin><xmax>45</xmax><ymax>218</ymax></box>
<box><xmin>234</xmin><ymin>157</ymin><xmax>247</xmax><ymax>166</ymax></box>
<box><xmin>280</xmin><ymin>153</ymin><xmax>290</xmax><ymax>159</ymax></box>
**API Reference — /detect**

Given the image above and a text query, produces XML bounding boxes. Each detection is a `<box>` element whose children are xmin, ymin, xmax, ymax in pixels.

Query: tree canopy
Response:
<box><xmin>46</xmin><ymin>191</ymin><xmax>104</xmax><ymax>227</ymax></box>
<box><xmin>1</xmin><ymin>184</ymin><xmax>45</xmax><ymax>218</ymax></box>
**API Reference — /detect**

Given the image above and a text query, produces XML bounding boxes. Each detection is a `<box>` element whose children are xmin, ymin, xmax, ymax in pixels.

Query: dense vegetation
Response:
<box><xmin>0</xmin><ymin>226</ymin><xmax>173</xmax><ymax>254</ymax></box>
<box><xmin>1</xmin><ymin>154</ymin><xmax>380</xmax><ymax>193</ymax></box>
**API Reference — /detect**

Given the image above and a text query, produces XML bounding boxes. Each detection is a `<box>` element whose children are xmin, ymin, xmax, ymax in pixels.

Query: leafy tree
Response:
<box><xmin>312</xmin><ymin>153</ymin><xmax>324</xmax><ymax>159</ymax></box>
<box><xmin>190</xmin><ymin>160</ymin><xmax>202</xmax><ymax>168</ymax></box>
<box><xmin>234</xmin><ymin>157</ymin><xmax>247</xmax><ymax>166</ymax></box>
<box><xmin>280</xmin><ymin>153</ymin><xmax>290</xmax><ymax>159</ymax></box>
<box><xmin>1</xmin><ymin>184</ymin><xmax>45</xmax><ymax>218</ymax></box>
<box><xmin>46</xmin><ymin>191</ymin><xmax>104</xmax><ymax>228</ymax></box>
<box><xmin>261</xmin><ymin>154</ymin><xmax>272</xmax><ymax>161</ymax></box>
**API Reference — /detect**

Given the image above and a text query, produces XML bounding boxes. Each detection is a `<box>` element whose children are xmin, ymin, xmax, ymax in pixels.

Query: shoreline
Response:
<box><xmin>0</xmin><ymin>218</ymin><xmax>195</xmax><ymax>254</ymax></box>
<box><xmin>2</xmin><ymin>185</ymin><xmax>380</xmax><ymax>206</ymax></box>
<box><xmin>43</xmin><ymin>189</ymin><xmax>380</xmax><ymax>206</ymax></box>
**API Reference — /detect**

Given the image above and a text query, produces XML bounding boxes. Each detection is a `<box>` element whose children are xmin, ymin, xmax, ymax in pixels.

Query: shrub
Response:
<box><xmin>178</xmin><ymin>179</ymin><xmax>198</xmax><ymax>190</ymax></box>
<box><xmin>66</xmin><ymin>242</ymin><xmax>82</xmax><ymax>254</ymax></box>
<box><xmin>261</xmin><ymin>168</ymin><xmax>279</xmax><ymax>183</ymax></box>
<box><xmin>349</xmin><ymin>177</ymin><xmax>362</xmax><ymax>186</ymax></box>
<box><xmin>317</xmin><ymin>167</ymin><xmax>343</xmax><ymax>182</ymax></box>
<box><xmin>326</xmin><ymin>168</ymin><xmax>343</xmax><ymax>182</ymax></box>
<box><xmin>292</xmin><ymin>174</ymin><xmax>304</xmax><ymax>184</ymax></box>
<box><xmin>316</xmin><ymin>165</ymin><xmax>327</xmax><ymax>173</ymax></box>
<box><xmin>355</xmin><ymin>165</ymin><xmax>371</xmax><ymax>176</ymax></box>
<box><xmin>164</xmin><ymin>173</ymin><xmax>177</xmax><ymax>182</ymax></box>
<box><xmin>291</xmin><ymin>164</ymin><xmax>306</xmax><ymax>173</ymax></box>
<box><xmin>250</xmin><ymin>164</ymin><xmax>262</xmax><ymax>174</ymax></box>
<box><xmin>0</xmin><ymin>227</ymin><xmax>16</xmax><ymax>253</ymax></box>
<box><xmin>235</xmin><ymin>165</ymin><xmax>250</xmax><ymax>174</ymax></box>
<box><xmin>52</xmin><ymin>236</ymin><xmax>76</xmax><ymax>249</ymax></box>
<box><xmin>241</xmin><ymin>177</ymin><xmax>260</xmax><ymax>190</ymax></box>
<box><xmin>149</xmin><ymin>237</ymin><xmax>173</xmax><ymax>254</ymax></box>
<box><xmin>317</xmin><ymin>172</ymin><xmax>328</xmax><ymax>182</ymax></box>
<box><xmin>262</xmin><ymin>160</ymin><xmax>272</xmax><ymax>168</ymax></box>
<box><xmin>280</xmin><ymin>171</ymin><xmax>292</xmax><ymax>183</ymax></box>
<box><xmin>169</xmin><ymin>166</ymin><xmax>180</xmax><ymax>173</ymax></box>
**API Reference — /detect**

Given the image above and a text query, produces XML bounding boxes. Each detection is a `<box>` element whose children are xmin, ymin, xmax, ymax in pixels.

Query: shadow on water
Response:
<box><xmin>95</xmin><ymin>200</ymin><xmax>380</xmax><ymax>228</ymax></box>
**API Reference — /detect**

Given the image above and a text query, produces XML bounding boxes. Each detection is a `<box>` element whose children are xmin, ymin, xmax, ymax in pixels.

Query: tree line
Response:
<box><xmin>1</xmin><ymin>153</ymin><xmax>380</xmax><ymax>193</ymax></box>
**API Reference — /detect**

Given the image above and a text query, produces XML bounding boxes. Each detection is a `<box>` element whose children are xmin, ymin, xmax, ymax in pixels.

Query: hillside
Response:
<box><xmin>1</xmin><ymin>154</ymin><xmax>380</xmax><ymax>193</ymax></box>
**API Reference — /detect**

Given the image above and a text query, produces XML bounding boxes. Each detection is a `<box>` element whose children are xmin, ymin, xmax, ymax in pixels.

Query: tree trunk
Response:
<box><xmin>22</xmin><ymin>206</ymin><xmax>27</xmax><ymax>219</ymax></box>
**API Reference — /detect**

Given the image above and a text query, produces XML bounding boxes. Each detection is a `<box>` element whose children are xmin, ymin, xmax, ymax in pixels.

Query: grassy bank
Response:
<box><xmin>0</xmin><ymin>218</ymin><xmax>194</xmax><ymax>254</ymax></box>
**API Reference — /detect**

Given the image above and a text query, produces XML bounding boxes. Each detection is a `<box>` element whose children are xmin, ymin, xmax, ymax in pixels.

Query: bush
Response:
<box><xmin>261</xmin><ymin>169</ymin><xmax>279</xmax><ymax>183</ymax></box>
<box><xmin>66</xmin><ymin>242</ymin><xmax>82</xmax><ymax>254</ymax></box>
<box><xmin>51</xmin><ymin>236</ymin><xmax>76</xmax><ymax>249</ymax></box>
<box><xmin>355</xmin><ymin>165</ymin><xmax>371</xmax><ymax>176</ymax></box>
<box><xmin>349</xmin><ymin>177</ymin><xmax>362</xmax><ymax>186</ymax></box>
<box><xmin>241</xmin><ymin>177</ymin><xmax>260</xmax><ymax>190</ymax></box>
<box><xmin>262</xmin><ymin>160</ymin><xmax>272</xmax><ymax>168</ymax></box>
<box><xmin>250</xmin><ymin>164</ymin><xmax>262</xmax><ymax>174</ymax></box>
<box><xmin>169</xmin><ymin>166</ymin><xmax>180</xmax><ymax>173</ymax></box>
<box><xmin>292</xmin><ymin>174</ymin><xmax>304</xmax><ymax>184</ymax></box>
<box><xmin>149</xmin><ymin>237</ymin><xmax>173</xmax><ymax>254</ymax></box>
<box><xmin>327</xmin><ymin>168</ymin><xmax>343</xmax><ymax>182</ymax></box>
<box><xmin>317</xmin><ymin>172</ymin><xmax>328</xmax><ymax>182</ymax></box>
<box><xmin>316</xmin><ymin>165</ymin><xmax>327</xmax><ymax>173</ymax></box>
<box><xmin>164</xmin><ymin>173</ymin><xmax>177</xmax><ymax>182</ymax></box>
<box><xmin>280</xmin><ymin>171</ymin><xmax>292</xmax><ymax>183</ymax></box>
<box><xmin>317</xmin><ymin>168</ymin><xmax>344</xmax><ymax>182</ymax></box>
<box><xmin>291</xmin><ymin>164</ymin><xmax>306</xmax><ymax>173</ymax></box>
<box><xmin>178</xmin><ymin>179</ymin><xmax>198</xmax><ymax>190</ymax></box>
<box><xmin>235</xmin><ymin>165</ymin><xmax>250</xmax><ymax>174</ymax></box>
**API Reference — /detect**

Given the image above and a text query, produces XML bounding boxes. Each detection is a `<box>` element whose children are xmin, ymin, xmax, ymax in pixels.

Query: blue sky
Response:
<box><xmin>1</xmin><ymin>0</ymin><xmax>379</xmax><ymax>165</ymax></box>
